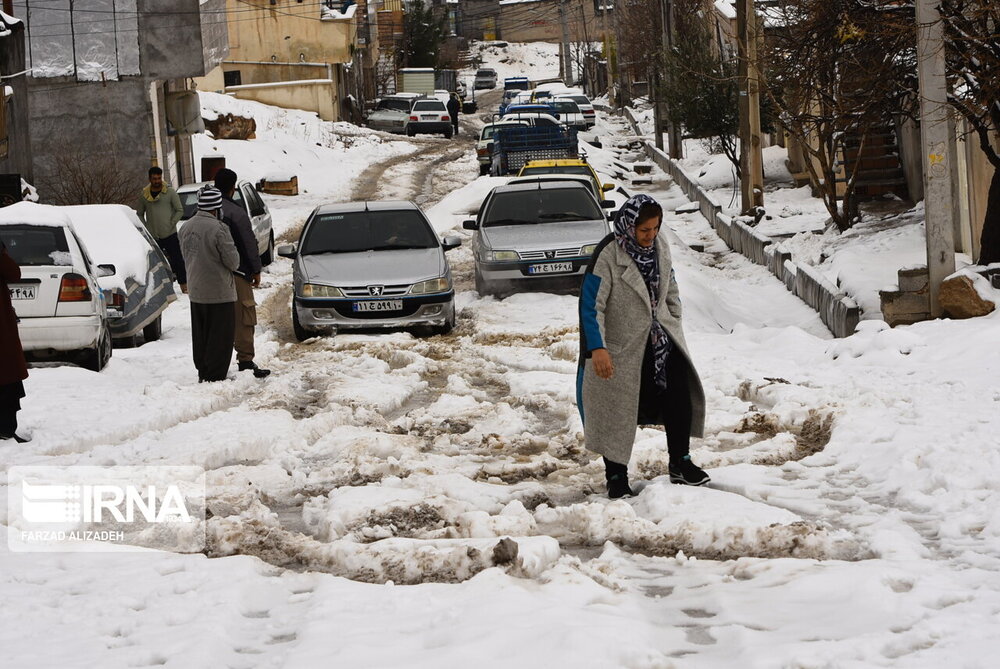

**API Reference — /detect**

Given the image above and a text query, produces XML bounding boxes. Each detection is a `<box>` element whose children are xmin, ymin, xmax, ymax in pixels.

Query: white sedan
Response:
<box><xmin>0</xmin><ymin>202</ymin><xmax>112</xmax><ymax>371</ymax></box>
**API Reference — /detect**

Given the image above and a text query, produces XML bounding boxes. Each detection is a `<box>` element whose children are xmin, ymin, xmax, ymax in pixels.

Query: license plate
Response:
<box><xmin>352</xmin><ymin>300</ymin><xmax>403</xmax><ymax>312</ymax></box>
<box><xmin>8</xmin><ymin>285</ymin><xmax>36</xmax><ymax>300</ymax></box>
<box><xmin>421</xmin><ymin>115</ymin><xmax>438</xmax><ymax>121</ymax></box>
<box><xmin>528</xmin><ymin>262</ymin><xmax>574</xmax><ymax>275</ymax></box>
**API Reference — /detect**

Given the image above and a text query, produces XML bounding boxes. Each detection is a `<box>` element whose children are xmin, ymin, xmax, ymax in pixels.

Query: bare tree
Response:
<box><xmin>761</xmin><ymin>0</ymin><xmax>914</xmax><ymax>231</ymax></box>
<box><xmin>38</xmin><ymin>151</ymin><xmax>145</xmax><ymax>206</ymax></box>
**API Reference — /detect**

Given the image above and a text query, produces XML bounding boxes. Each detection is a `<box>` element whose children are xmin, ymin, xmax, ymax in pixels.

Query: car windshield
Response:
<box><xmin>1</xmin><ymin>224</ymin><xmax>72</xmax><ymax>266</ymax></box>
<box><xmin>180</xmin><ymin>187</ymin><xmax>243</xmax><ymax>220</ymax></box>
<box><xmin>551</xmin><ymin>100</ymin><xmax>581</xmax><ymax>114</ymax></box>
<box><xmin>481</xmin><ymin>123</ymin><xmax>527</xmax><ymax>140</ymax></box>
<box><xmin>483</xmin><ymin>188</ymin><xmax>602</xmax><ymax>226</ymax></box>
<box><xmin>301</xmin><ymin>210</ymin><xmax>438</xmax><ymax>255</ymax></box>
<box><xmin>567</xmin><ymin>95</ymin><xmax>591</xmax><ymax>106</ymax></box>
<box><xmin>412</xmin><ymin>101</ymin><xmax>445</xmax><ymax>112</ymax></box>
<box><xmin>377</xmin><ymin>98</ymin><xmax>412</xmax><ymax>112</ymax></box>
<box><xmin>522</xmin><ymin>165</ymin><xmax>593</xmax><ymax>178</ymax></box>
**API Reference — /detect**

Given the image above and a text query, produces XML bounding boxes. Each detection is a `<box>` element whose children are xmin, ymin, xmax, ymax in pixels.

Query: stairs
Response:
<box><xmin>840</xmin><ymin>127</ymin><xmax>909</xmax><ymax>200</ymax></box>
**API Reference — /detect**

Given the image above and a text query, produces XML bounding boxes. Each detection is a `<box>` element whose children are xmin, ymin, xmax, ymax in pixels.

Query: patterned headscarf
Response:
<box><xmin>613</xmin><ymin>194</ymin><xmax>672</xmax><ymax>389</ymax></box>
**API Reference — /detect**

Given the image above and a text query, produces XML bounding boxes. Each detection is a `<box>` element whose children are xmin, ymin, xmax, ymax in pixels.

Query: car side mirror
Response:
<box><xmin>96</xmin><ymin>264</ymin><xmax>116</xmax><ymax>277</ymax></box>
<box><xmin>462</xmin><ymin>220</ymin><xmax>478</xmax><ymax>231</ymax></box>
<box><xmin>277</xmin><ymin>243</ymin><xmax>297</xmax><ymax>258</ymax></box>
<box><xmin>442</xmin><ymin>235</ymin><xmax>462</xmax><ymax>251</ymax></box>
<box><xmin>602</xmin><ymin>183</ymin><xmax>614</xmax><ymax>192</ymax></box>
<box><xmin>600</xmin><ymin>200</ymin><xmax>615</xmax><ymax>209</ymax></box>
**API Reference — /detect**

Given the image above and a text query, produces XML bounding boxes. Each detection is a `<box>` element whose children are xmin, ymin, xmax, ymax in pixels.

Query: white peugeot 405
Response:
<box><xmin>0</xmin><ymin>202</ymin><xmax>112</xmax><ymax>371</ymax></box>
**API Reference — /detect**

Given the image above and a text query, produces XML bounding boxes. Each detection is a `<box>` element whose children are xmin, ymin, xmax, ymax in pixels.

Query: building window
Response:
<box><xmin>223</xmin><ymin>70</ymin><xmax>243</xmax><ymax>87</ymax></box>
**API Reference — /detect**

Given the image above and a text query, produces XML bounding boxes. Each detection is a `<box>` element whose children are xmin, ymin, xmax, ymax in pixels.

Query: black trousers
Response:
<box><xmin>0</xmin><ymin>380</ymin><xmax>24</xmax><ymax>438</ymax></box>
<box><xmin>605</xmin><ymin>341</ymin><xmax>692</xmax><ymax>477</ymax></box>
<box><xmin>158</xmin><ymin>233</ymin><xmax>188</xmax><ymax>285</ymax></box>
<box><xmin>191</xmin><ymin>302</ymin><xmax>235</xmax><ymax>382</ymax></box>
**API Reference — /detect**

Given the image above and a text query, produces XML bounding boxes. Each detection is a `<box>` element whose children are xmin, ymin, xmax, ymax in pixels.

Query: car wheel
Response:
<box><xmin>479</xmin><ymin>163</ymin><xmax>490</xmax><ymax>176</ymax></box>
<box><xmin>82</xmin><ymin>327</ymin><xmax>112</xmax><ymax>372</ymax></box>
<box><xmin>433</xmin><ymin>304</ymin><xmax>456</xmax><ymax>335</ymax></box>
<box><xmin>143</xmin><ymin>314</ymin><xmax>163</xmax><ymax>343</ymax></box>
<box><xmin>261</xmin><ymin>232</ymin><xmax>275</xmax><ymax>267</ymax></box>
<box><xmin>474</xmin><ymin>268</ymin><xmax>492</xmax><ymax>297</ymax></box>
<box><xmin>115</xmin><ymin>334</ymin><xmax>139</xmax><ymax>349</ymax></box>
<box><xmin>292</xmin><ymin>305</ymin><xmax>311</xmax><ymax>342</ymax></box>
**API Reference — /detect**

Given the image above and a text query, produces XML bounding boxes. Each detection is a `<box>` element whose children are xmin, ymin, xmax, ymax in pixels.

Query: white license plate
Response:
<box><xmin>421</xmin><ymin>115</ymin><xmax>438</xmax><ymax>121</ymax></box>
<box><xmin>9</xmin><ymin>285</ymin><xmax>36</xmax><ymax>300</ymax></box>
<box><xmin>528</xmin><ymin>262</ymin><xmax>574</xmax><ymax>275</ymax></box>
<box><xmin>353</xmin><ymin>300</ymin><xmax>404</xmax><ymax>312</ymax></box>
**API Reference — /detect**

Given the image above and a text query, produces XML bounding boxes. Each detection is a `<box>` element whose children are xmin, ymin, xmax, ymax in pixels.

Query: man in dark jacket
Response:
<box><xmin>446</xmin><ymin>93</ymin><xmax>461</xmax><ymax>137</ymax></box>
<box><xmin>214</xmin><ymin>169</ymin><xmax>270</xmax><ymax>378</ymax></box>
<box><xmin>0</xmin><ymin>240</ymin><xmax>29</xmax><ymax>442</ymax></box>
<box><xmin>178</xmin><ymin>187</ymin><xmax>241</xmax><ymax>382</ymax></box>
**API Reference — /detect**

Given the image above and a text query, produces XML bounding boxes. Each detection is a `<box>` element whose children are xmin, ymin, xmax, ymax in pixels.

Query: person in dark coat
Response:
<box><xmin>577</xmin><ymin>194</ymin><xmax>709</xmax><ymax>498</ymax></box>
<box><xmin>0</xmin><ymin>240</ymin><xmax>30</xmax><ymax>443</ymax></box>
<box><xmin>214</xmin><ymin>169</ymin><xmax>270</xmax><ymax>379</ymax></box>
<box><xmin>446</xmin><ymin>93</ymin><xmax>461</xmax><ymax>136</ymax></box>
<box><xmin>178</xmin><ymin>187</ymin><xmax>241</xmax><ymax>382</ymax></box>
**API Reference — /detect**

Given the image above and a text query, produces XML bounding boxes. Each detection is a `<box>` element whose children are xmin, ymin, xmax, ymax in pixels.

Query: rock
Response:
<box><xmin>203</xmin><ymin>113</ymin><xmax>256</xmax><ymax>140</ymax></box>
<box><xmin>939</xmin><ymin>275</ymin><xmax>996</xmax><ymax>319</ymax></box>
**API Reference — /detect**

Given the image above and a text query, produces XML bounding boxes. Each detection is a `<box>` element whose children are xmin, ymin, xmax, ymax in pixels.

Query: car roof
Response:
<box><xmin>386</xmin><ymin>92</ymin><xmax>423</xmax><ymax>99</ymax></box>
<box><xmin>500</xmin><ymin>112</ymin><xmax>561</xmax><ymax>123</ymax></box>
<box><xmin>0</xmin><ymin>201</ymin><xmax>74</xmax><ymax>228</ymax></box>
<box><xmin>492</xmin><ymin>181</ymin><xmax>591</xmax><ymax>193</ymax></box>
<box><xmin>508</xmin><ymin>175</ymin><xmax>594</xmax><ymax>187</ymax></box>
<box><xmin>177</xmin><ymin>179</ymin><xmax>253</xmax><ymax>193</ymax></box>
<box><xmin>311</xmin><ymin>200</ymin><xmax>422</xmax><ymax>216</ymax></box>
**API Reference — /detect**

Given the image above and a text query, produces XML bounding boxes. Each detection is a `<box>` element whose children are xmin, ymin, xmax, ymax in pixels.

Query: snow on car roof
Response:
<box><xmin>0</xmin><ymin>201</ymin><xmax>74</xmax><ymax>228</ymax></box>
<box><xmin>63</xmin><ymin>204</ymin><xmax>154</xmax><ymax>288</ymax></box>
<box><xmin>313</xmin><ymin>200</ymin><xmax>421</xmax><ymax>215</ymax></box>
<box><xmin>494</xmin><ymin>180</ymin><xmax>590</xmax><ymax>193</ymax></box>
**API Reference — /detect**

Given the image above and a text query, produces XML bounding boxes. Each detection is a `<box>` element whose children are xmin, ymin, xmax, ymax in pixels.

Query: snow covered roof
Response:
<box><xmin>63</xmin><ymin>205</ymin><xmax>154</xmax><ymax>287</ymax></box>
<box><xmin>321</xmin><ymin>2</ymin><xmax>358</xmax><ymax>20</ymax></box>
<box><xmin>714</xmin><ymin>0</ymin><xmax>736</xmax><ymax>20</ymax></box>
<box><xmin>0</xmin><ymin>201</ymin><xmax>73</xmax><ymax>228</ymax></box>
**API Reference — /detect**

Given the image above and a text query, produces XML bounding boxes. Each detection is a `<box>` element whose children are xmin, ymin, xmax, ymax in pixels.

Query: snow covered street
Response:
<box><xmin>4</xmin><ymin>47</ymin><xmax>1000</xmax><ymax>667</ymax></box>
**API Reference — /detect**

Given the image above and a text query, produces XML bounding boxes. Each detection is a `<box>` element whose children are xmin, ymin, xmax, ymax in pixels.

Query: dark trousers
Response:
<box><xmin>638</xmin><ymin>341</ymin><xmax>693</xmax><ymax>463</ymax></box>
<box><xmin>0</xmin><ymin>380</ymin><xmax>24</xmax><ymax>438</ymax></box>
<box><xmin>158</xmin><ymin>233</ymin><xmax>187</xmax><ymax>285</ymax></box>
<box><xmin>452</xmin><ymin>119</ymin><xmax>459</xmax><ymax>134</ymax></box>
<box><xmin>191</xmin><ymin>302</ymin><xmax>235</xmax><ymax>382</ymax></box>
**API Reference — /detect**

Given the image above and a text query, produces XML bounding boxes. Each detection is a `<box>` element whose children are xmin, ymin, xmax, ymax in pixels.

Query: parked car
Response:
<box><xmin>506</xmin><ymin>174</ymin><xmax>614</xmax><ymax>209</ymax></box>
<box><xmin>464</xmin><ymin>181</ymin><xmax>610</xmax><ymax>296</ymax></box>
<box><xmin>502</xmin><ymin>103</ymin><xmax>560</xmax><ymax>120</ymax></box>
<box><xmin>366</xmin><ymin>93</ymin><xmax>424</xmax><ymax>134</ymax></box>
<box><xmin>0</xmin><ymin>202</ymin><xmax>112</xmax><ymax>371</ymax></box>
<box><xmin>477</xmin><ymin>119</ymin><xmax>530</xmax><ymax>175</ymax></box>
<box><xmin>517</xmin><ymin>158</ymin><xmax>614</xmax><ymax>201</ymax></box>
<box><xmin>558</xmin><ymin>92</ymin><xmax>597</xmax><ymax>127</ymax></box>
<box><xmin>177</xmin><ymin>179</ymin><xmax>275</xmax><ymax>265</ymax></box>
<box><xmin>65</xmin><ymin>204</ymin><xmax>177</xmax><ymax>347</ymax></box>
<box><xmin>475</xmin><ymin>68</ymin><xmax>498</xmax><ymax>89</ymax></box>
<box><xmin>550</xmin><ymin>97</ymin><xmax>588</xmax><ymax>130</ymax></box>
<box><xmin>278</xmin><ymin>201</ymin><xmax>462</xmax><ymax>340</ymax></box>
<box><xmin>503</xmin><ymin>77</ymin><xmax>530</xmax><ymax>91</ymax></box>
<box><xmin>407</xmin><ymin>98</ymin><xmax>453</xmax><ymax>138</ymax></box>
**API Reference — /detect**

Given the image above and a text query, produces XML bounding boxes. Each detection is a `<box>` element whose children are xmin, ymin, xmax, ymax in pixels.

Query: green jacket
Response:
<box><xmin>136</xmin><ymin>184</ymin><xmax>184</xmax><ymax>240</ymax></box>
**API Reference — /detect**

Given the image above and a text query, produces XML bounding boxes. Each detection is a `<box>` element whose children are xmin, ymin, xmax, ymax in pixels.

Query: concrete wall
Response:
<box><xmin>222</xmin><ymin>62</ymin><xmax>331</xmax><ymax>87</ymax></box>
<box><xmin>227</xmin><ymin>79</ymin><xmax>341</xmax><ymax>122</ymax></box>
<box><xmin>0</xmin><ymin>20</ymin><xmax>33</xmax><ymax>181</ymax></box>
<box><xmin>227</xmin><ymin>0</ymin><xmax>356</xmax><ymax>66</ymax></box>
<box><xmin>139</xmin><ymin>0</ymin><xmax>229</xmax><ymax>79</ymax></box>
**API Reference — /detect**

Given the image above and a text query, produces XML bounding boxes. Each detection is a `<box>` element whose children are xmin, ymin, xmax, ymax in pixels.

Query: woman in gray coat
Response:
<box><xmin>577</xmin><ymin>194</ymin><xmax>708</xmax><ymax>497</ymax></box>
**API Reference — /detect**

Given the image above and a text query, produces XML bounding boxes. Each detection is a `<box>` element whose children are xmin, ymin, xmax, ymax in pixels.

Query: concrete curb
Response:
<box><xmin>622</xmin><ymin>108</ymin><xmax>860</xmax><ymax>338</ymax></box>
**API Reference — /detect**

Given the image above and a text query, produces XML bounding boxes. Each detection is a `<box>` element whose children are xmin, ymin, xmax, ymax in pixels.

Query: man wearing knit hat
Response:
<box><xmin>178</xmin><ymin>186</ymin><xmax>241</xmax><ymax>382</ymax></box>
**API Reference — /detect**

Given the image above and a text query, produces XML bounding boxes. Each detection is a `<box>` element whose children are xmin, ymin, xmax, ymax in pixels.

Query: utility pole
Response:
<box><xmin>558</xmin><ymin>0</ymin><xmax>573</xmax><ymax>84</ymax></box>
<box><xmin>611</xmin><ymin>0</ymin><xmax>626</xmax><ymax>108</ymax></box>
<box><xmin>915</xmin><ymin>0</ymin><xmax>956</xmax><ymax>316</ymax></box>
<box><xmin>660</xmin><ymin>0</ymin><xmax>683</xmax><ymax>158</ymax></box>
<box><xmin>736</xmin><ymin>0</ymin><xmax>764</xmax><ymax>214</ymax></box>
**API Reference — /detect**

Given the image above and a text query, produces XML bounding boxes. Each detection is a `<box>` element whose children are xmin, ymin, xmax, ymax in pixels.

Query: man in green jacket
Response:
<box><xmin>136</xmin><ymin>166</ymin><xmax>187</xmax><ymax>293</ymax></box>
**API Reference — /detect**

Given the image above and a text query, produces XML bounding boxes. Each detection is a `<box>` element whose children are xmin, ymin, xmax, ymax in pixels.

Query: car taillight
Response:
<box><xmin>442</xmin><ymin>115</ymin><xmax>450</xmax><ymax>122</ymax></box>
<box><xmin>584</xmin><ymin>110</ymin><xmax>595</xmax><ymax>115</ymax></box>
<box><xmin>58</xmin><ymin>273</ymin><xmax>92</xmax><ymax>302</ymax></box>
<box><xmin>477</xmin><ymin>148</ymin><xmax>489</xmax><ymax>156</ymax></box>
<box><xmin>409</xmin><ymin>115</ymin><xmax>418</xmax><ymax>121</ymax></box>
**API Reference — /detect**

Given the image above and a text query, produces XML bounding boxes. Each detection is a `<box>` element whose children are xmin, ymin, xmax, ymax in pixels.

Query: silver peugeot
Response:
<box><xmin>464</xmin><ymin>180</ymin><xmax>612</xmax><ymax>296</ymax></box>
<box><xmin>277</xmin><ymin>201</ymin><xmax>461</xmax><ymax>340</ymax></box>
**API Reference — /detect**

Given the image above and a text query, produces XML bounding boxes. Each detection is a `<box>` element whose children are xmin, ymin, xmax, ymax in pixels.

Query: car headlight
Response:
<box><xmin>301</xmin><ymin>283</ymin><xmax>344</xmax><ymax>298</ymax></box>
<box><xmin>492</xmin><ymin>250</ymin><xmax>519</xmax><ymax>261</ymax></box>
<box><xmin>581</xmin><ymin>244</ymin><xmax>597</xmax><ymax>256</ymax></box>
<box><xmin>410</xmin><ymin>277</ymin><xmax>452</xmax><ymax>294</ymax></box>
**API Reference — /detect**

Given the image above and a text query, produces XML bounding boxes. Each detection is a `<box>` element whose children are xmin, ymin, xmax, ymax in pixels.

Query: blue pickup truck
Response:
<box><xmin>489</xmin><ymin>125</ymin><xmax>579</xmax><ymax>176</ymax></box>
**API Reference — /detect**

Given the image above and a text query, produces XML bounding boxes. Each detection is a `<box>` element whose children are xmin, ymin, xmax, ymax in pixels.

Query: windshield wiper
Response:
<box><xmin>366</xmin><ymin>245</ymin><xmax>432</xmax><ymax>251</ymax></box>
<box><xmin>301</xmin><ymin>248</ymin><xmax>355</xmax><ymax>255</ymax></box>
<box><xmin>538</xmin><ymin>213</ymin><xmax>586</xmax><ymax>221</ymax></box>
<box><xmin>484</xmin><ymin>218</ymin><xmax>537</xmax><ymax>226</ymax></box>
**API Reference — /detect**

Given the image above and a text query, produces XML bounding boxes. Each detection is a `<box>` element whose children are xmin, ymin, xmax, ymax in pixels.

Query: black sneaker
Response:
<box><xmin>606</xmin><ymin>473</ymin><xmax>634</xmax><ymax>499</ymax></box>
<box><xmin>0</xmin><ymin>433</ymin><xmax>30</xmax><ymax>444</ymax></box>
<box><xmin>238</xmin><ymin>361</ymin><xmax>271</xmax><ymax>378</ymax></box>
<box><xmin>669</xmin><ymin>456</ymin><xmax>710</xmax><ymax>486</ymax></box>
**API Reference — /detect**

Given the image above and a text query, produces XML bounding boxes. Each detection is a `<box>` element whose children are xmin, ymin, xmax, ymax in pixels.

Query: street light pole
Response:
<box><xmin>915</xmin><ymin>0</ymin><xmax>956</xmax><ymax>316</ymax></box>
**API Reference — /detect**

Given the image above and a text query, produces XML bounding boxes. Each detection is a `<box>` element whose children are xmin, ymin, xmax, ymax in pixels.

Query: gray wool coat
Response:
<box><xmin>576</xmin><ymin>235</ymin><xmax>706</xmax><ymax>465</ymax></box>
<box><xmin>178</xmin><ymin>210</ymin><xmax>241</xmax><ymax>304</ymax></box>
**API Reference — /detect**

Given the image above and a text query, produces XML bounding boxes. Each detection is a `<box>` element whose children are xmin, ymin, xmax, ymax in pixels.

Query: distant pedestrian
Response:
<box><xmin>136</xmin><ymin>166</ymin><xmax>187</xmax><ymax>293</ymax></box>
<box><xmin>0</xmin><ymin>239</ymin><xmax>29</xmax><ymax>443</ymax></box>
<box><xmin>178</xmin><ymin>187</ymin><xmax>241</xmax><ymax>383</ymax></box>
<box><xmin>447</xmin><ymin>93</ymin><xmax>461</xmax><ymax>136</ymax></box>
<box><xmin>214</xmin><ymin>168</ymin><xmax>270</xmax><ymax>379</ymax></box>
<box><xmin>577</xmin><ymin>194</ymin><xmax>709</xmax><ymax>498</ymax></box>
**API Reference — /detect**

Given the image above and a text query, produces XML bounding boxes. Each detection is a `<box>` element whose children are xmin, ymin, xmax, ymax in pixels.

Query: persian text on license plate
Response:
<box><xmin>421</xmin><ymin>115</ymin><xmax>438</xmax><ymax>121</ymax></box>
<box><xmin>8</xmin><ymin>285</ymin><xmax>36</xmax><ymax>300</ymax></box>
<box><xmin>352</xmin><ymin>300</ymin><xmax>403</xmax><ymax>313</ymax></box>
<box><xmin>528</xmin><ymin>262</ymin><xmax>574</xmax><ymax>275</ymax></box>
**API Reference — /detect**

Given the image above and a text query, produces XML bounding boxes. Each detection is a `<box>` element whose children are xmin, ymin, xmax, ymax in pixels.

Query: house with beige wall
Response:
<box><xmin>196</xmin><ymin>0</ymin><xmax>360</xmax><ymax>123</ymax></box>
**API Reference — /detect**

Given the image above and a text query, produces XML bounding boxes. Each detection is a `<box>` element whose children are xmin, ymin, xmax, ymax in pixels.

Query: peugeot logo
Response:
<box><xmin>368</xmin><ymin>285</ymin><xmax>385</xmax><ymax>296</ymax></box>
<box><xmin>545</xmin><ymin>250</ymin><xmax>556</xmax><ymax>259</ymax></box>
